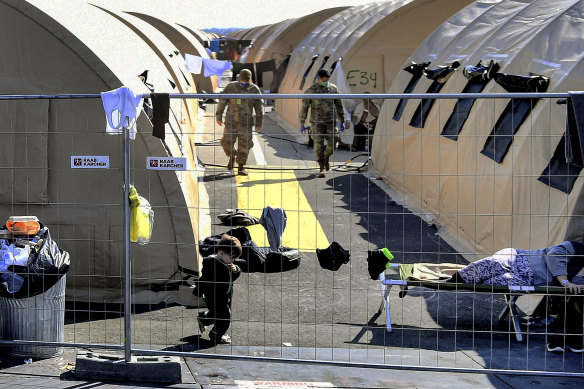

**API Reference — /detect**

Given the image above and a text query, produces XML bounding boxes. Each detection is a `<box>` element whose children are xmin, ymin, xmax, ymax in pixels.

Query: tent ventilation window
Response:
<box><xmin>299</xmin><ymin>54</ymin><xmax>319</xmax><ymax>90</ymax></box>
<box><xmin>329</xmin><ymin>57</ymin><xmax>342</xmax><ymax>75</ymax></box>
<box><xmin>481</xmin><ymin>73</ymin><xmax>549</xmax><ymax>163</ymax></box>
<box><xmin>312</xmin><ymin>55</ymin><xmax>330</xmax><ymax>84</ymax></box>
<box><xmin>441</xmin><ymin>61</ymin><xmax>499</xmax><ymax>140</ymax></box>
<box><xmin>538</xmin><ymin>96</ymin><xmax>584</xmax><ymax>194</ymax></box>
<box><xmin>409</xmin><ymin>61</ymin><xmax>460</xmax><ymax>128</ymax></box>
<box><xmin>270</xmin><ymin>55</ymin><xmax>290</xmax><ymax>94</ymax></box>
<box><xmin>393</xmin><ymin>61</ymin><xmax>430</xmax><ymax>121</ymax></box>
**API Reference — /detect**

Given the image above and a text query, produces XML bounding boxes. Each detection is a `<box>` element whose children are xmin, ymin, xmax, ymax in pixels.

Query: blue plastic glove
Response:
<box><xmin>300</xmin><ymin>125</ymin><xmax>307</xmax><ymax>135</ymax></box>
<box><xmin>339</xmin><ymin>123</ymin><xmax>345</xmax><ymax>132</ymax></box>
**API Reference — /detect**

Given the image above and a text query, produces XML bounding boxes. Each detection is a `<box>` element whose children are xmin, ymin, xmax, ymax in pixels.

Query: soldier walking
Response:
<box><xmin>299</xmin><ymin>69</ymin><xmax>350</xmax><ymax>177</ymax></box>
<box><xmin>216</xmin><ymin>69</ymin><xmax>263</xmax><ymax>176</ymax></box>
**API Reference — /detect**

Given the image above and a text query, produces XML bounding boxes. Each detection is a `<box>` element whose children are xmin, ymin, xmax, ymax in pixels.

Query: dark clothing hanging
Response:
<box><xmin>538</xmin><ymin>136</ymin><xmax>583</xmax><ymax>194</ymax></box>
<box><xmin>255</xmin><ymin>59</ymin><xmax>276</xmax><ymax>89</ymax></box>
<box><xmin>232</xmin><ymin>63</ymin><xmax>256</xmax><ymax>83</ymax></box>
<box><xmin>538</xmin><ymin>93</ymin><xmax>584</xmax><ymax>193</ymax></box>
<box><xmin>151</xmin><ymin>93</ymin><xmax>170</xmax><ymax>140</ymax></box>
<box><xmin>564</xmin><ymin>91</ymin><xmax>584</xmax><ymax>167</ymax></box>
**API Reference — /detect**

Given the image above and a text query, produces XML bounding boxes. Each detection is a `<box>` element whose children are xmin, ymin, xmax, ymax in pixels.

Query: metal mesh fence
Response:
<box><xmin>0</xmin><ymin>91</ymin><xmax>582</xmax><ymax>377</ymax></box>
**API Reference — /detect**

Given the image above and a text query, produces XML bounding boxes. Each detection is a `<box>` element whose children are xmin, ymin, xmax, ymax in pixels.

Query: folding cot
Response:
<box><xmin>378</xmin><ymin>263</ymin><xmax>568</xmax><ymax>341</ymax></box>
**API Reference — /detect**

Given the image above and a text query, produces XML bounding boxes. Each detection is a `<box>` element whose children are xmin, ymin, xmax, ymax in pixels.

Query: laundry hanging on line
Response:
<box><xmin>202</xmin><ymin>58</ymin><xmax>233</xmax><ymax>77</ymax></box>
<box><xmin>185</xmin><ymin>53</ymin><xmax>203</xmax><ymax>74</ymax></box>
<box><xmin>151</xmin><ymin>93</ymin><xmax>169</xmax><ymax>141</ymax></box>
<box><xmin>565</xmin><ymin>91</ymin><xmax>584</xmax><ymax>167</ymax></box>
<box><xmin>101</xmin><ymin>86</ymin><xmax>143</xmax><ymax>140</ymax></box>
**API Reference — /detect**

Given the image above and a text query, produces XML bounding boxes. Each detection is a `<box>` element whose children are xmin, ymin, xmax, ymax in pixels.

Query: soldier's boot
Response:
<box><xmin>238</xmin><ymin>164</ymin><xmax>248</xmax><ymax>176</ymax></box>
<box><xmin>226</xmin><ymin>155</ymin><xmax>235</xmax><ymax>171</ymax></box>
<box><xmin>317</xmin><ymin>161</ymin><xmax>326</xmax><ymax>178</ymax></box>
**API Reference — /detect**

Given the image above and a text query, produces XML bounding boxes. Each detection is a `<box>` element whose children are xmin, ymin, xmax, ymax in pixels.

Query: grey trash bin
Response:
<box><xmin>0</xmin><ymin>275</ymin><xmax>66</xmax><ymax>359</ymax></box>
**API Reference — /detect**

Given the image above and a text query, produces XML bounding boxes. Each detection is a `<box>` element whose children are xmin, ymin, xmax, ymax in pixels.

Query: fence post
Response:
<box><xmin>123</xmin><ymin>125</ymin><xmax>132</xmax><ymax>362</ymax></box>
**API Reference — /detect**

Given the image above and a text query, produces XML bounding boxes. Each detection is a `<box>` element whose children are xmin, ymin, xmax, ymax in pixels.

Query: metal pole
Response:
<box><xmin>123</xmin><ymin>126</ymin><xmax>132</xmax><ymax>362</ymax></box>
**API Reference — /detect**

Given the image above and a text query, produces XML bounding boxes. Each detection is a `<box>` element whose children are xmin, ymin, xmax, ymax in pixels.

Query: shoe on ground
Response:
<box><xmin>237</xmin><ymin>166</ymin><xmax>248</xmax><ymax>176</ymax></box>
<box><xmin>565</xmin><ymin>344</ymin><xmax>584</xmax><ymax>353</ymax></box>
<box><xmin>546</xmin><ymin>342</ymin><xmax>564</xmax><ymax>353</ymax></box>
<box><xmin>197</xmin><ymin>316</ymin><xmax>207</xmax><ymax>334</ymax></box>
<box><xmin>317</xmin><ymin>169</ymin><xmax>326</xmax><ymax>178</ymax></box>
<box><xmin>226</xmin><ymin>157</ymin><xmax>235</xmax><ymax>170</ymax></box>
<box><xmin>210</xmin><ymin>333</ymin><xmax>231</xmax><ymax>344</ymax></box>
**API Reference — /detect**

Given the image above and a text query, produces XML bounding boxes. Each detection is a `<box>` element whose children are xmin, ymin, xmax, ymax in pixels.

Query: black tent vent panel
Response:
<box><xmin>393</xmin><ymin>61</ymin><xmax>430</xmax><ymax>121</ymax></box>
<box><xmin>299</xmin><ymin>54</ymin><xmax>319</xmax><ymax>91</ymax></box>
<box><xmin>481</xmin><ymin>73</ymin><xmax>549</xmax><ymax>163</ymax></box>
<box><xmin>441</xmin><ymin>80</ymin><xmax>487</xmax><ymax>140</ymax></box>
<box><xmin>409</xmin><ymin>80</ymin><xmax>446</xmax><ymax>128</ymax></box>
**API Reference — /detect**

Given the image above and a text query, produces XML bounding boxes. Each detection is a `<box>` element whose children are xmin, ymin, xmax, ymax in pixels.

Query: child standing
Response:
<box><xmin>195</xmin><ymin>235</ymin><xmax>242</xmax><ymax>344</ymax></box>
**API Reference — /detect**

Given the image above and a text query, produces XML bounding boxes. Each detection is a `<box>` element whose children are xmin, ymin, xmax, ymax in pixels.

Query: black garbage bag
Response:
<box><xmin>0</xmin><ymin>224</ymin><xmax>70</xmax><ymax>299</ymax></box>
<box><xmin>316</xmin><ymin>242</ymin><xmax>350</xmax><ymax>271</ymax></box>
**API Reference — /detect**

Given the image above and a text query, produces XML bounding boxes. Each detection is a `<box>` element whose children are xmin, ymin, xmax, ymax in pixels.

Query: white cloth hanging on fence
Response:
<box><xmin>101</xmin><ymin>87</ymin><xmax>143</xmax><ymax>140</ymax></box>
<box><xmin>185</xmin><ymin>53</ymin><xmax>203</xmax><ymax>74</ymax></box>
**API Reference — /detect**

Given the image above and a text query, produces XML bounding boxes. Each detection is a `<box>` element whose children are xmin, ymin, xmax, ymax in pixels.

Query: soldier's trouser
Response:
<box><xmin>220</xmin><ymin>124</ymin><xmax>254</xmax><ymax>165</ymax></box>
<box><xmin>312</xmin><ymin>123</ymin><xmax>338</xmax><ymax>162</ymax></box>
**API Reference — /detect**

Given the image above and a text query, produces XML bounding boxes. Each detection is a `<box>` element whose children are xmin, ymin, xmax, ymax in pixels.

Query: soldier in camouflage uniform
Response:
<box><xmin>216</xmin><ymin>69</ymin><xmax>263</xmax><ymax>176</ymax></box>
<box><xmin>300</xmin><ymin>69</ymin><xmax>351</xmax><ymax>177</ymax></box>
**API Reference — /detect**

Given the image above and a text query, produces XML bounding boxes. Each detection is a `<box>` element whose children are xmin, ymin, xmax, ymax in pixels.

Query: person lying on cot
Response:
<box><xmin>447</xmin><ymin>240</ymin><xmax>584</xmax><ymax>353</ymax></box>
<box><xmin>447</xmin><ymin>241</ymin><xmax>584</xmax><ymax>292</ymax></box>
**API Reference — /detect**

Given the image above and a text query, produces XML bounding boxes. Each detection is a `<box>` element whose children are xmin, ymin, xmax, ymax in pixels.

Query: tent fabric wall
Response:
<box><xmin>241</xmin><ymin>19</ymin><xmax>297</xmax><ymax>64</ymax></box>
<box><xmin>274</xmin><ymin>0</ymin><xmax>476</xmax><ymax>131</ymax></box>
<box><xmin>371</xmin><ymin>0</ymin><xmax>584</xmax><ymax>256</ymax></box>
<box><xmin>250</xmin><ymin>8</ymin><xmax>349</xmax><ymax>66</ymax></box>
<box><xmin>0</xmin><ymin>0</ymin><xmax>202</xmax><ymax>304</ymax></box>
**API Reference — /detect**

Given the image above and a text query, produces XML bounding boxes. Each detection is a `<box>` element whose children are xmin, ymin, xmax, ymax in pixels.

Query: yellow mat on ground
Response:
<box><xmin>236</xmin><ymin>170</ymin><xmax>329</xmax><ymax>251</ymax></box>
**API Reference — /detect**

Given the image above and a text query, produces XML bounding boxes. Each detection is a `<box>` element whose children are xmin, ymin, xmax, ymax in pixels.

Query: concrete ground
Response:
<box><xmin>1</xmin><ymin>97</ymin><xmax>583</xmax><ymax>387</ymax></box>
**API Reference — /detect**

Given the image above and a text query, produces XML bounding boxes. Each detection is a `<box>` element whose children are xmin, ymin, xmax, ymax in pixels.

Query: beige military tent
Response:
<box><xmin>0</xmin><ymin>0</ymin><xmax>203</xmax><ymax>304</ymax></box>
<box><xmin>274</xmin><ymin>0</ymin><xmax>476</xmax><ymax>130</ymax></box>
<box><xmin>237</xmin><ymin>19</ymin><xmax>298</xmax><ymax>64</ymax></box>
<box><xmin>372</xmin><ymin>0</ymin><xmax>584</xmax><ymax>256</ymax></box>
<box><xmin>125</xmin><ymin>12</ymin><xmax>219</xmax><ymax>93</ymax></box>
<box><xmin>245</xmin><ymin>8</ymin><xmax>349</xmax><ymax>66</ymax></box>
